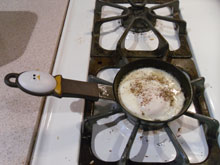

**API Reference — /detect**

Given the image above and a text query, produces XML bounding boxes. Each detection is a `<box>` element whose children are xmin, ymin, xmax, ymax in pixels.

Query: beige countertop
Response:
<box><xmin>0</xmin><ymin>0</ymin><xmax>69</xmax><ymax>164</ymax></box>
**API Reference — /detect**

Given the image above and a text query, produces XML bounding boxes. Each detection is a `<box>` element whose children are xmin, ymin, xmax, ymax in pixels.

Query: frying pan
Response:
<box><xmin>4</xmin><ymin>59</ymin><xmax>193</xmax><ymax>126</ymax></box>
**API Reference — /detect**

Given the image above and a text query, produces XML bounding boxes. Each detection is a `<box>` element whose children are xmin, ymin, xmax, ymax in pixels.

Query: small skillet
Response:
<box><xmin>4</xmin><ymin>59</ymin><xmax>193</xmax><ymax>127</ymax></box>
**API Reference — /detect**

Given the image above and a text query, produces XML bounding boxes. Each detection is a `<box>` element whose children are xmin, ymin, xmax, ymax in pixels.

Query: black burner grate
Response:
<box><xmin>120</xmin><ymin>6</ymin><xmax>157</xmax><ymax>33</ymax></box>
<box><xmin>79</xmin><ymin>0</ymin><xmax>220</xmax><ymax>164</ymax></box>
<box><xmin>80</xmin><ymin>76</ymin><xmax>219</xmax><ymax>165</ymax></box>
<box><xmin>91</xmin><ymin>0</ymin><xmax>191</xmax><ymax>58</ymax></box>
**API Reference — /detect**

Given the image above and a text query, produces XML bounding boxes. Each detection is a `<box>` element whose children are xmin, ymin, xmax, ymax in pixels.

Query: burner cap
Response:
<box><xmin>121</xmin><ymin>7</ymin><xmax>156</xmax><ymax>33</ymax></box>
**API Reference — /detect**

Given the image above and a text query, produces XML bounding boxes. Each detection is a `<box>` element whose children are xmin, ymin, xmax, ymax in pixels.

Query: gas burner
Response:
<box><xmin>91</xmin><ymin>0</ymin><xmax>192</xmax><ymax>58</ymax></box>
<box><xmin>121</xmin><ymin>7</ymin><xmax>157</xmax><ymax>33</ymax></box>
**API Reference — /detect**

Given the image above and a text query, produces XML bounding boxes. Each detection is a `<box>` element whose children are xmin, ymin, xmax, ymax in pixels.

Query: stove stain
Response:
<box><xmin>157</xmin><ymin>138</ymin><xmax>167</xmax><ymax>146</ymax></box>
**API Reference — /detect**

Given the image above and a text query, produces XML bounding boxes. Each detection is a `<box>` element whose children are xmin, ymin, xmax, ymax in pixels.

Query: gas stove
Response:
<box><xmin>30</xmin><ymin>0</ymin><xmax>220</xmax><ymax>164</ymax></box>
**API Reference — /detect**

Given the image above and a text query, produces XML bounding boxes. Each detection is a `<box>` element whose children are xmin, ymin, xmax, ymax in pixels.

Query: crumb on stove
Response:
<box><xmin>177</xmin><ymin>127</ymin><xmax>181</xmax><ymax>132</ymax></box>
<box><xmin>89</xmin><ymin>160</ymin><xmax>94</xmax><ymax>164</ymax></box>
<box><xmin>57</xmin><ymin>136</ymin><xmax>59</xmax><ymax>140</ymax></box>
<box><xmin>177</xmin><ymin>134</ymin><xmax>181</xmax><ymax>137</ymax></box>
<box><xmin>109</xmin><ymin>149</ymin><xmax>112</xmax><ymax>152</ymax></box>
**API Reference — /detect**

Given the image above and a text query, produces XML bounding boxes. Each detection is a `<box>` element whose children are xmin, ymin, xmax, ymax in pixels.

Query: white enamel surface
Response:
<box><xmin>94</xmin><ymin>69</ymin><xmax>208</xmax><ymax>163</ymax></box>
<box><xmin>18</xmin><ymin>71</ymin><xmax>56</xmax><ymax>94</ymax></box>
<box><xmin>180</xmin><ymin>0</ymin><xmax>220</xmax><ymax>145</ymax></box>
<box><xmin>31</xmin><ymin>0</ymin><xmax>95</xmax><ymax>164</ymax></box>
<box><xmin>31</xmin><ymin>0</ymin><xmax>219</xmax><ymax>164</ymax></box>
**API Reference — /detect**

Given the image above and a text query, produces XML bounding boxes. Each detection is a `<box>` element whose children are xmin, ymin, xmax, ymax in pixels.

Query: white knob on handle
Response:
<box><xmin>18</xmin><ymin>71</ymin><xmax>56</xmax><ymax>94</ymax></box>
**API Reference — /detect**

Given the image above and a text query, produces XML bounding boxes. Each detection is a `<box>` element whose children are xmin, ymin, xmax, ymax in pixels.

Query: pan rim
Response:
<box><xmin>113</xmin><ymin>59</ymin><xmax>193</xmax><ymax>124</ymax></box>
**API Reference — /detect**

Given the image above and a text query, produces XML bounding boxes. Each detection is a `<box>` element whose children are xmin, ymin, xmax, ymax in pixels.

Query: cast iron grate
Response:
<box><xmin>79</xmin><ymin>70</ymin><xmax>219</xmax><ymax>165</ymax></box>
<box><xmin>91</xmin><ymin>0</ymin><xmax>191</xmax><ymax>58</ymax></box>
<box><xmin>79</xmin><ymin>0</ymin><xmax>220</xmax><ymax>164</ymax></box>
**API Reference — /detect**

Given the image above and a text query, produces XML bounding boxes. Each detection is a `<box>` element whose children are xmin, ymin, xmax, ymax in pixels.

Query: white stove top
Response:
<box><xmin>31</xmin><ymin>0</ymin><xmax>220</xmax><ymax>164</ymax></box>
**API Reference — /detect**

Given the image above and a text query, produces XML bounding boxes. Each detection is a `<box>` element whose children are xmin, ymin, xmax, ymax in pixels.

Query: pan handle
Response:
<box><xmin>58</xmin><ymin>76</ymin><xmax>115</xmax><ymax>101</ymax></box>
<box><xmin>4</xmin><ymin>71</ymin><xmax>115</xmax><ymax>101</ymax></box>
<box><xmin>4</xmin><ymin>73</ymin><xmax>19</xmax><ymax>88</ymax></box>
